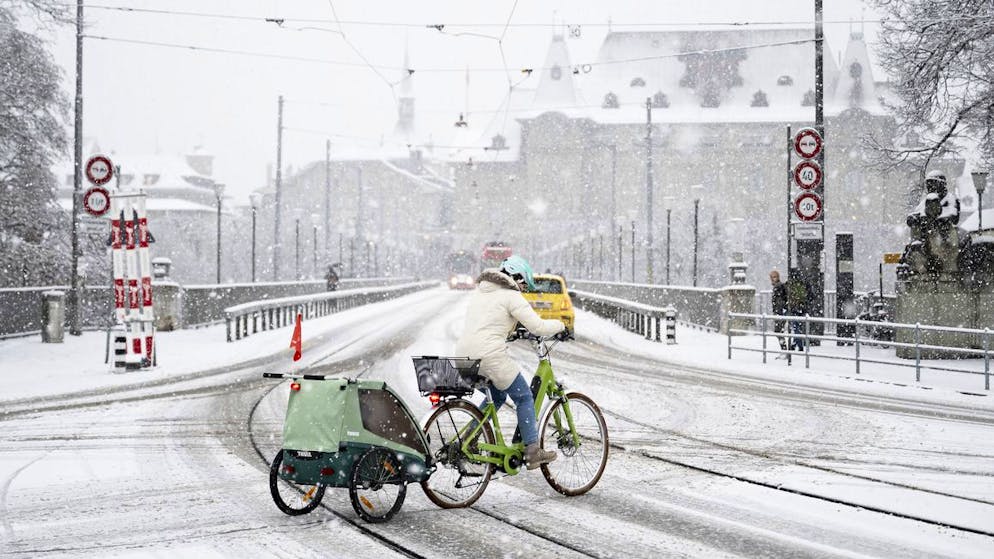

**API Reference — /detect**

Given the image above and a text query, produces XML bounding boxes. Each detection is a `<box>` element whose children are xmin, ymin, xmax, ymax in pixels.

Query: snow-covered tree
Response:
<box><xmin>0</xmin><ymin>6</ymin><xmax>70</xmax><ymax>286</ymax></box>
<box><xmin>870</xmin><ymin>0</ymin><xmax>994</xmax><ymax>171</ymax></box>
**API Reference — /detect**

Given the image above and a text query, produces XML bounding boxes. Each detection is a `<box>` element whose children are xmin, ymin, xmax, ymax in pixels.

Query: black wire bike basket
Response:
<box><xmin>412</xmin><ymin>356</ymin><xmax>484</xmax><ymax>396</ymax></box>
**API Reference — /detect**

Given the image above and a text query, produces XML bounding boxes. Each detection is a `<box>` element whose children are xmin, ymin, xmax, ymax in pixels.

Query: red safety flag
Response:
<box><xmin>290</xmin><ymin>313</ymin><xmax>303</xmax><ymax>361</ymax></box>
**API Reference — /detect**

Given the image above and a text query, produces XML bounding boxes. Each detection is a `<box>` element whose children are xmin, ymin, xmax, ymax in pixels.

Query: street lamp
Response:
<box><xmin>311</xmin><ymin>213</ymin><xmax>320</xmax><ymax>278</ymax></box>
<box><xmin>294</xmin><ymin>210</ymin><xmax>301</xmax><ymax>280</ymax></box>
<box><xmin>250</xmin><ymin>193</ymin><xmax>262</xmax><ymax>282</ymax></box>
<box><xmin>972</xmin><ymin>171</ymin><xmax>988</xmax><ymax>231</ymax></box>
<box><xmin>690</xmin><ymin>184</ymin><xmax>705</xmax><ymax>287</ymax></box>
<box><xmin>663</xmin><ymin>195</ymin><xmax>676</xmax><ymax>285</ymax></box>
<box><xmin>214</xmin><ymin>183</ymin><xmax>225</xmax><ymax>284</ymax></box>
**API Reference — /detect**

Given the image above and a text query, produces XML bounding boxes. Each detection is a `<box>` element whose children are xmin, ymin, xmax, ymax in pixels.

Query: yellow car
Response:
<box><xmin>522</xmin><ymin>274</ymin><xmax>574</xmax><ymax>331</ymax></box>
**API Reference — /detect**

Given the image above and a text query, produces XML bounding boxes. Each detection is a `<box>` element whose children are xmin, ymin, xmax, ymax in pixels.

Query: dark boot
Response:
<box><xmin>525</xmin><ymin>443</ymin><xmax>557</xmax><ymax>470</ymax></box>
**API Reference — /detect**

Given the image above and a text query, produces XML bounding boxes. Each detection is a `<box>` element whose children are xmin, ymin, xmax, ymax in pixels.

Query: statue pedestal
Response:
<box><xmin>894</xmin><ymin>278</ymin><xmax>991</xmax><ymax>358</ymax></box>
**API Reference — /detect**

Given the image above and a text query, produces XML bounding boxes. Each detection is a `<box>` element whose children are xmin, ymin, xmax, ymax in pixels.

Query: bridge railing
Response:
<box><xmin>571</xmin><ymin>290</ymin><xmax>677</xmax><ymax>343</ymax></box>
<box><xmin>223</xmin><ymin>281</ymin><xmax>438</xmax><ymax>342</ymax></box>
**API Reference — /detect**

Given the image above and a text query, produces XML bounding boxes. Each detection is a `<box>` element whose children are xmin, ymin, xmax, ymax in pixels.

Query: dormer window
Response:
<box><xmin>801</xmin><ymin>89</ymin><xmax>815</xmax><ymax>106</ymax></box>
<box><xmin>488</xmin><ymin>134</ymin><xmax>507</xmax><ymax>151</ymax></box>
<box><xmin>602</xmin><ymin>92</ymin><xmax>620</xmax><ymax>109</ymax></box>
<box><xmin>651</xmin><ymin>91</ymin><xmax>669</xmax><ymax>109</ymax></box>
<box><xmin>630</xmin><ymin>77</ymin><xmax>646</xmax><ymax>87</ymax></box>
<box><xmin>750</xmin><ymin>90</ymin><xmax>769</xmax><ymax>107</ymax></box>
<box><xmin>777</xmin><ymin>75</ymin><xmax>793</xmax><ymax>86</ymax></box>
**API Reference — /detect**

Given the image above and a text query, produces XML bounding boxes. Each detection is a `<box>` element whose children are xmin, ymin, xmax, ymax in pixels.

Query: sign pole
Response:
<box><xmin>69</xmin><ymin>0</ymin><xmax>84</xmax><ymax>336</ymax></box>
<box><xmin>787</xmin><ymin>124</ymin><xmax>792</xmax><ymax>276</ymax></box>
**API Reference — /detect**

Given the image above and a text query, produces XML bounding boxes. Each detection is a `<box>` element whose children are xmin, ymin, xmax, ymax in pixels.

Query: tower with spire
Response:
<box><xmin>393</xmin><ymin>44</ymin><xmax>416</xmax><ymax>143</ymax></box>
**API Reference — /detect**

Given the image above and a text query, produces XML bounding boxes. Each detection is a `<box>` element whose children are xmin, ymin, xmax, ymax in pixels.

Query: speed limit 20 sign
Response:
<box><xmin>794</xmin><ymin>192</ymin><xmax>823</xmax><ymax>221</ymax></box>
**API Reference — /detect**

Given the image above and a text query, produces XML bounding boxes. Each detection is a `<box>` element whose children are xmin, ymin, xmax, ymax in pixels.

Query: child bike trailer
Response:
<box><xmin>263</xmin><ymin>373</ymin><xmax>431</xmax><ymax>523</ymax></box>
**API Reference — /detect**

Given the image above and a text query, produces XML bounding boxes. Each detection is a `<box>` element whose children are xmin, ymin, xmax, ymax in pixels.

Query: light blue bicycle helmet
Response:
<box><xmin>500</xmin><ymin>255</ymin><xmax>536</xmax><ymax>291</ymax></box>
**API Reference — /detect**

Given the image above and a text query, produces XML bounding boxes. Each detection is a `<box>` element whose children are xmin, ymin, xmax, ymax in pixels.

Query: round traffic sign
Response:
<box><xmin>85</xmin><ymin>155</ymin><xmax>114</xmax><ymax>186</ymax></box>
<box><xmin>794</xmin><ymin>192</ymin><xmax>823</xmax><ymax>221</ymax></box>
<box><xmin>793</xmin><ymin>160</ymin><xmax>822</xmax><ymax>190</ymax></box>
<box><xmin>793</xmin><ymin>127</ymin><xmax>823</xmax><ymax>159</ymax></box>
<box><xmin>82</xmin><ymin>186</ymin><xmax>111</xmax><ymax>217</ymax></box>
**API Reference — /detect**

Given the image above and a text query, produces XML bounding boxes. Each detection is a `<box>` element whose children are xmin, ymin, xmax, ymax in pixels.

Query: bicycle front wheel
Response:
<box><xmin>540</xmin><ymin>392</ymin><xmax>609</xmax><ymax>496</ymax></box>
<box><xmin>421</xmin><ymin>399</ymin><xmax>495</xmax><ymax>508</ymax></box>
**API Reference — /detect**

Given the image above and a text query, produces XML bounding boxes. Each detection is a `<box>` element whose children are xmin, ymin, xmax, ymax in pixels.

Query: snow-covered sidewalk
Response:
<box><xmin>576</xmin><ymin>309</ymin><xmax>994</xmax><ymax>411</ymax></box>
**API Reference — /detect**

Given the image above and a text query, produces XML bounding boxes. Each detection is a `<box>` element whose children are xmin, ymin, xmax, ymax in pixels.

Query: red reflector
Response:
<box><xmin>320</xmin><ymin>467</ymin><xmax>335</xmax><ymax>476</ymax></box>
<box><xmin>290</xmin><ymin>382</ymin><xmax>301</xmax><ymax>391</ymax></box>
<box><xmin>282</xmin><ymin>464</ymin><xmax>295</xmax><ymax>474</ymax></box>
<box><xmin>428</xmin><ymin>393</ymin><xmax>441</xmax><ymax>406</ymax></box>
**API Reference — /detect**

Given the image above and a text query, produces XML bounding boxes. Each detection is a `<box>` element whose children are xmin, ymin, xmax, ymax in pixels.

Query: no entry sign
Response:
<box><xmin>85</xmin><ymin>155</ymin><xmax>114</xmax><ymax>186</ymax></box>
<box><xmin>793</xmin><ymin>127</ymin><xmax>823</xmax><ymax>160</ymax></box>
<box><xmin>794</xmin><ymin>192</ymin><xmax>823</xmax><ymax>222</ymax></box>
<box><xmin>793</xmin><ymin>160</ymin><xmax>822</xmax><ymax>190</ymax></box>
<box><xmin>82</xmin><ymin>186</ymin><xmax>111</xmax><ymax>217</ymax></box>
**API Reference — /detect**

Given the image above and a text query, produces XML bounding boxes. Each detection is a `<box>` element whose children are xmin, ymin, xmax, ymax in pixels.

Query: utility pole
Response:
<box><xmin>325</xmin><ymin>139</ymin><xmax>331</xmax><ymax>264</ymax></box>
<box><xmin>356</xmin><ymin>167</ymin><xmax>364</xmax><ymax>273</ymax></box>
<box><xmin>645</xmin><ymin>97</ymin><xmax>655</xmax><ymax>284</ymax></box>
<box><xmin>693</xmin><ymin>199</ymin><xmax>700</xmax><ymax>287</ymax></box>
<box><xmin>631</xmin><ymin>220</ymin><xmax>636</xmax><ymax>283</ymax></box>
<box><xmin>273</xmin><ymin>95</ymin><xmax>284</xmax><ymax>280</ymax></box>
<box><xmin>666</xmin><ymin>208</ymin><xmax>672</xmax><ymax>285</ymax></box>
<box><xmin>68</xmin><ymin>0</ymin><xmax>84</xmax><ymax>336</ymax></box>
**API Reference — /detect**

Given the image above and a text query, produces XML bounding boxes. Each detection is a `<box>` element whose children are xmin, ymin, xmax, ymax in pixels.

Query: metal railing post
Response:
<box><xmin>226</xmin><ymin>317</ymin><xmax>232</xmax><ymax>342</ymax></box>
<box><xmin>804</xmin><ymin>314</ymin><xmax>810</xmax><ymax>369</ymax></box>
<box><xmin>761</xmin><ymin>312</ymin><xmax>767</xmax><ymax>363</ymax></box>
<box><xmin>985</xmin><ymin>327</ymin><xmax>990</xmax><ymax>391</ymax></box>
<box><xmin>854</xmin><ymin>317</ymin><xmax>860</xmax><ymax>375</ymax></box>
<box><xmin>727</xmin><ymin>313</ymin><xmax>733</xmax><ymax>359</ymax></box>
<box><xmin>915</xmin><ymin>322</ymin><xmax>921</xmax><ymax>383</ymax></box>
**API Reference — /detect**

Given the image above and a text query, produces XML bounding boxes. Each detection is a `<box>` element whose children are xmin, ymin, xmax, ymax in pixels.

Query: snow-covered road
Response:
<box><xmin>2</xmin><ymin>287</ymin><xmax>993</xmax><ymax>557</ymax></box>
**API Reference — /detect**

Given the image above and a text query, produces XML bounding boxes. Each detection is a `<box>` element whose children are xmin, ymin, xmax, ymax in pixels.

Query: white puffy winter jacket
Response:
<box><xmin>454</xmin><ymin>269</ymin><xmax>566</xmax><ymax>390</ymax></box>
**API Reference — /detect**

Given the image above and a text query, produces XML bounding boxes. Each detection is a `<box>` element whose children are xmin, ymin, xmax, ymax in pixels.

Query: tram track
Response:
<box><xmin>554</xmin><ymin>337</ymin><xmax>994</xmax><ymax>539</ymax></box>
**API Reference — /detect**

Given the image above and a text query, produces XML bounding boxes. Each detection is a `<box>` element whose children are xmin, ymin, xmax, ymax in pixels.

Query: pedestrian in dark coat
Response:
<box><xmin>769</xmin><ymin>270</ymin><xmax>788</xmax><ymax>353</ymax></box>
<box><xmin>786</xmin><ymin>270</ymin><xmax>809</xmax><ymax>351</ymax></box>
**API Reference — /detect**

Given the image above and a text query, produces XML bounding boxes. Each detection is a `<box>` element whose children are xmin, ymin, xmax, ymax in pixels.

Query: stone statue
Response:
<box><xmin>900</xmin><ymin>170</ymin><xmax>960</xmax><ymax>276</ymax></box>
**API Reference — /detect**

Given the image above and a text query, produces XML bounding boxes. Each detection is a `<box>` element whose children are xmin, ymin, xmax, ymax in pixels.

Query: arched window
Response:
<box><xmin>602</xmin><ymin>92</ymin><xmax>620</xmax><ymax>109</ymax></box>
<box><xmin>777</xmin><ymin>75</ymin><xmax>794</xmax><ymax>86</ymax></box>
<box><xmin>651</xmin><ymin>91</ymin><xmax>669</xmax><ymax>108</ymax></box>
<box><xmin>630</xmin><ymin>77</ymin><xmax>646</xmax><ymax>87</ymax></box>
<box><xmin>750</xmin><ymin>90</ymin><xmax>769</xmax><ymax>107</ymax></box>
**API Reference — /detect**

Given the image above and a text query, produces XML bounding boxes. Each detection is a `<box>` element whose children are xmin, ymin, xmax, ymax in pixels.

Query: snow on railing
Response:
<box><xmin>572</xmin><ymin>290</ymin><xmax>677</xmax><ymax>344</ymax></box>
<box><xmin>222</xmin><ymin>281</ymin><xmax>438</xmax><ymax>342</ymax></box>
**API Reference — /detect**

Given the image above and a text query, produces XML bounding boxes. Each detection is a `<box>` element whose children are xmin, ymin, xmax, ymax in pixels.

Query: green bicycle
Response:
<box><xmin>414</xmin><ymin>331</ymin><xmax>609</xmax><ymax>508</ymax></box>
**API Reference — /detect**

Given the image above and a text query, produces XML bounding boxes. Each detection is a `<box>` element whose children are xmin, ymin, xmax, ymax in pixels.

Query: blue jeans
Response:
<box><xmin>486</xmin><ymin>373</ymin><xmax>538</xmax><ymax>446</ymax></box>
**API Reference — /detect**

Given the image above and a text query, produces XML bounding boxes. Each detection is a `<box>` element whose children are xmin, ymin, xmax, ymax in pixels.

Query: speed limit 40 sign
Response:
<box><xmin>793</xmin><ymin>160</ymin><xmax>822</xmax><ymax>190</ymax></box>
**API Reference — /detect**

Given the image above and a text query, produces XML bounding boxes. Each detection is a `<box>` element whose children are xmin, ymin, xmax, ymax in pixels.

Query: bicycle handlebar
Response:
<box><xmin>506</xmin><ymin>326</ymin><xmax>574</xmax><ymax>343</ymax></box>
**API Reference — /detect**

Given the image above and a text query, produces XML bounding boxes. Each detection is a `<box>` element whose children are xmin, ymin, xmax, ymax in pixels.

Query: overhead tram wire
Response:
<box><xmin>77</xmin><ymin>5</ymin><xmax>994</xmax><ymax>28</ymax></box>
<box><xmin>80</xmin><ymin>34</ymin><xmax>819</xmax><ymax>74</ymax></box>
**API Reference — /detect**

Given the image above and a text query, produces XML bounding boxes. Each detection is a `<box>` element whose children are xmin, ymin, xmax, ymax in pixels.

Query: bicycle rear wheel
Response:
<box><xmin>269</xmin><ymin>450</ymin><xmax>326</xmax><ymax>515</ymax></box>
<box><xmin>421</xmin><ymin>399</ymin><xmax>495</xmax><ymax>508</ymax></box>
<box><xmin>540</xmin><ymin>392</ymin><xmax>609</xmax><ymax>496</ymax></box>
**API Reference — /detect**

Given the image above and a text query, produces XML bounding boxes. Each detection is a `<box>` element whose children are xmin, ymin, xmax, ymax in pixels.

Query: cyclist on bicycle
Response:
<box><xmin>454</xmin><ymin>255</ymin><xmax>566</xmax><ymax>469</ymax></box>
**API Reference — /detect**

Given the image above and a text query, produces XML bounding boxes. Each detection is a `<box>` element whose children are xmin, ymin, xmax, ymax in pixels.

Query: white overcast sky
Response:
<box><xmin>35</xmin><ymin>1</ymin><xmax>875</xmax><ymax>202</ymax></box>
